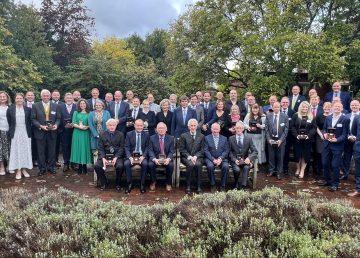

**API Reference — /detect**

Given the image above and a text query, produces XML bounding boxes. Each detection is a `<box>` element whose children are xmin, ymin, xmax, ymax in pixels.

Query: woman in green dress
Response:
<box><xmin>70</xmin><ymin>99</ymin><xmax>92</xmax><ymax>174</ymax></box>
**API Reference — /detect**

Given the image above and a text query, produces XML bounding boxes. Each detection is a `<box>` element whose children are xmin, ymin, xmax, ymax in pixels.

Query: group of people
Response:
<box><xmin>0</xmin><ymin>81</ymin><xmax>360</xmax><ymax>197</ymax></box>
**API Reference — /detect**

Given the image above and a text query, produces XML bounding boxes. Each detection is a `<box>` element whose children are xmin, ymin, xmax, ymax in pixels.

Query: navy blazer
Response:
<box><xmin>352</xmin><ymin>116</ymin><xmax>360</xmax><ymax>152</ymax></box>
<box><xmin>59</xmin><ymin>103</ymin><xmax>76</xmax><ymax>133</ymax></box>
<box><xmin>148</xmin><ymin>134</ymin><xmax>175</xmax><ymax>161</ymax></box>
<box><xmin>204</xmin><ymin>134</ymin><xmax>229</xmax><ymax>161</ymax></box>
<box><xmin>6</xmin><ymin>105</ymin><xmax>32</xmax><ymax>139</ymax></box>
<box><xmin>322</xmin><ymin>114</ymin><xmax>349</xmax><ymax>150</ymax></box>
<box><xmin>288</xmin><ymin>95</ymin><xmax>306</xmax><ymax>112</ymax></box>
<box><xmin>324</xmin><ymin>91</ymin><xmax>351</xmax><ymax>113</ymax></box>
<box><xmin>171</xmin><ymin>107</ymin><xmax>197</xmax><ymax>138</ymax></box>
<box><xmin>124</xmin><ymin>130</ymin><xmax>150</xmax><ymax>158</ymax></box>
<box><xmin>108</xmin><ymin>101</ymin><xmax>129</xmax><ymax>133</ymax></box>
<box><xmin>156</xmin><ymin>111</ymin><xmax>173</xmax><ymax>134</ymax></box>
<box><xmin>201</xmin><ymin>101</ymin><xmax>216</xmax><ymax>125</ymax></box>
<box><xmin>31</xmin><ymin>101</ymin><xmax>61</xmax><ymax>140</ymax></box>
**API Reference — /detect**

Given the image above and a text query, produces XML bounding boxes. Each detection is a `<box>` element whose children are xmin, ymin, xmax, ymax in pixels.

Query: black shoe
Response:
<box><xmin>196</xmin><ymin>187</ymin><xmax>203</xmax><ymax>194</ymax></box>
<box><xmin>236</xmin><ymin>185</ymin><xmax>245</xmax><ymax>191</ymax></box>
<box><xmin>185</xmin><ymin>187</ymin><xmax>191</xmax><ymax>194</ymax></box>
<box><xmin>140</xmin><ymin>185</ymin><xmax>146</xmax><ymax>194</ymax></box>
<box><xmin>328</xmin><ymin>186</ymin><xmax>338</xmax><ymax>192</ymax></box>
<box><xmin>100</xmin><ymin>185</ymin><xmax>106</xmax><ymax>191</ymax></box>
<box><xmin>267</xmin><ymin>172</ymin><xmax>276</xmax><ymax>177</ymax></box>
<box><xmin>116</xmin><ymin>186</ymin><xmax>121</xmax><ymax>191</ymax></box>
<box><xmin>63</xmin><ymin>165</ymin><xmax>69</xmax><ymax>172</ymax></box>
<box><xmin>318</xmin><ymin>181</ymin><xmax>331</xmax><ymax>186</ymax></box>
<box><xmin>277</xmin><ymin>174</ymin><xmax>282</xmax><ymax>180</ymax></box>
<box><xmin>233</xmin><ymin>183</ymin><xmax>239</xmax><ymax>190</ymax></box>
<box><xmin>283</xmin><ymin>169</ymin><xmax>289</xmax><ymax>175</ymax></box>
<box><xmin>38</xmin><ymin>170</ymin><xmax>45</xmax><ymax>176</ymax></box>
<box><xmin>210</xmin><ymin>185</ymin><xmax>217</xmax><ymax>193</ymax></box>
<box><xmin>220</xmin><ymin>186</ymin><xmax>226</xmax><ymax>192</ymax></box>
<box><xmin>125</xmin><ymin>184</ymin><xmax>132</xmax><ymax>194</ymax></box>
<box><xmin>82</xmin><ymin>165</ymin><xmax>88</xmax><ymax>174</ymax></box>
<box><xmin>340</xmin><ymin>175</ymin><xmax>348</xmax><ymax>180</ymax></box>
<box><xmin>77</xmin><ymin>167</ymin><xmax>82</xmax><ymax>175</ymax></box>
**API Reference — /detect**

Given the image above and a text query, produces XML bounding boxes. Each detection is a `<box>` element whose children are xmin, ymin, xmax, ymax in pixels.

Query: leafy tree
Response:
<box><xmin>126</xmin><ymin>34</ymin><xmax>151</xmax><ymax>65</ymax></box>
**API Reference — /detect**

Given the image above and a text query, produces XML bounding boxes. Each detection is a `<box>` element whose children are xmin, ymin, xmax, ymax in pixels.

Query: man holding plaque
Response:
<box><xmin>319</xmin><ymin>102</ymin><xmax>349</xmax><ymax>191</ymax></box>
<box><xmin>94</xmin><ymin>119</ymin><xmax>125</xmax><ymax>191</ymax></box>
<box><xmin>126</xmin><ymin>96</ymin><xmax>141</xmax><ymax>133</ymax></box>
<box><xmin>148</xmin><ymin>122</ymin><xmax>175</xmax><ymax>191</ymax></box>
<box><xmin>229</xmin><ymin>121</ymin><xmax>258</xmax><ymax>190</ymax></box>
<box><xmin>265</xmin><ymin>102</ymin><xmax>288</xmax><ymax>180</ymax></box>
<box><xmin>124</xmin><ymin>119</ymin><xmax>149</xmax><ymax>193</ymax></box>
<box><xmin>108</xmin><ymin>91</ymin><xmax>129</xmax><ymax>134</ymax></box>
<box><xmin>31</xmin><ymin>89</ymin><xmax>61</xmax><ymax>175</ymax></box>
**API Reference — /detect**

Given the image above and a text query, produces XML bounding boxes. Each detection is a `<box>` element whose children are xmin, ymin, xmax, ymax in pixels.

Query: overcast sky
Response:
<box><xmin>16</xmin><ymin>0</ymin><xmax>196</xmax><ymax>39</ymax></box>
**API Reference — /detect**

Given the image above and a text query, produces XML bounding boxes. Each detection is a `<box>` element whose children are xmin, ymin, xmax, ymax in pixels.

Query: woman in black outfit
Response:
<box><xmin>291</xmin><ymin>101</ymin><xmax>317</xmax><ymax>179</ymax></box>
<box><xmin>138</xmin><ymin>99</ymin><xmax>156</xmax><ymax>136</ymax></box>
<box><xmin>213</xmin><ymin>100</ymin><xmax>227</xmax><ymax>136</ymax></box>
<box><xmin>156</xmin><ymin>99</ymin><xmax>173</xmax><ymax>134</ymax></box>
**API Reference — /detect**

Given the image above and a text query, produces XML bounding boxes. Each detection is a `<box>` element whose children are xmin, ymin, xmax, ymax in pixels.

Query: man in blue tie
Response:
<box><xmin>324</xmin><ymin>81</ymin><xmax>351</xmax><ymax>113</ymax></box>
<box><xmin>171</xmin><ymin>95</ymin><xmax>197</xmax><ymax>138</ymax></box>
<box><xmin>204</xmin><ymin>123</ymin><xmax>229</xmax><ymax>192</ymax></box>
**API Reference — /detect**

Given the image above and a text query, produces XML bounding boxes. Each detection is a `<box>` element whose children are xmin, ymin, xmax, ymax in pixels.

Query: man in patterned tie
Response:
<box><xmin>204</xmin><ymin>123</ymin><xmax>229</xmax><ymax>192</ymax></box>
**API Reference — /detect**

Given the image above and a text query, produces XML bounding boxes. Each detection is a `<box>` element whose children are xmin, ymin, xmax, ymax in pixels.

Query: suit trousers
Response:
<box><xmin>36</xmin><ymin>132</ymin><xmax>56</xmax><ymax>171</ymax></box>
<box><xmin>94</xmin><ymin>159</ymin><xmax>124</xmax><ymax>187</ymax></box>
<box><xmin>283</xmin><ymin>135</ymin><xmax>292</xmax><ymax>172</ymax></box>
<box><xmin>322</xmin><ymin>147</ymin><xmax>342</xmax><ymax>187</ymax></box>
<box><xmin>205</xmin><ymin>159</ymin><xmax>229</xmax><ymax>187</ymax></box>
<box><xmin>61</xmin><ymin>130</ymin><xmax>73</xmax><ymax>165</ymax></box>
<box><xmin>342</xmin><ymin>141</ymin><xmax>354</xmax><ymax>177</ymax></box>
<box><xmin>148</xmin><ymin>161</ymin><xmax>174</xmax><ymax>185</ymax></box>
<box><xmin>181</xmin><ymin>158</ymin><xmax>202</xmax><ymax>187</ymax></box>
<box><xmin>124</xmin><ymin>159</ymin><xmax>148</xmax><ymax>186</ymax></box>
<box><xmin>268</xmin><ymin>143</ymin><xmax>285</xmax><ymax>174</ymax></box>
<box><xmin>353</xmin><ymin>151</ymin><xmax>360</xmax><ymax>192</ymax></box>
<box><xmin>231</xmin><ymin>163</ymin><xmax>250</xmax><ymax>187</ymax></box>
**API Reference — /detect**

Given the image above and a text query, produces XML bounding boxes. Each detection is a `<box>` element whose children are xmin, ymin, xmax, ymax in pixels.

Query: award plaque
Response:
<box><xmin>249</xmin><ymin>120</ymin><xmax>257</xmax><ymax>131</ymax></box>
<box><xmin>271</xmin><ymin>135</ymin><xmax>279</xmax><ymax>147</ymax></box>
<box><xmin>45</xmin><ymin>120</ymin><xmax>54</xmax><ymax>129</ymax></box>
<box><xmin>158</xmin><ymin>154</ymin><xmax>166</xmax><ymax>165</ymax></box>
<box><xmin>327</xmin><ymin>127</ymin><xmax>336</xmax><ymax>139</ymax></box>
<box><xmin>298</xmin><ymin>129</ymin><xmax>308</xmax><ymax>140</ymax></box>
<box><xmin>105</xmin><ymin>153</ymin><xmax>114</xmax><ymax>162</ymax></box>
<box><xmin>126</xmin><ymin>116</ymin><xmax>134</xmax><ymax>127</ymax></box>
<box><xmin>79</xmin><ymin>120</ymin><xmax>83</xmax><ymax>126</ymax></box>
<box><xmin>236</xmin><ymin>154</ymin><xmax>246</xmax><ymax>166</ymax></box>
<box><xmin>64</xmin><ymin>118</ymin><xmax>72</xmax><ymax>128</ymax></box>
<box><xmin>132</xmin><ymin>152</ymin><xmax>141</xmax><ymax>164</ymax></box>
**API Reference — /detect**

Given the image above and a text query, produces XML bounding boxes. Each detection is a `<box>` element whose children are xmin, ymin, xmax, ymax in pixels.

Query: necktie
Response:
<box><xmin>291</xmin><ymin>96</ymin><xmax>297</xmax><ymax>109</ymax></box>
<box><xmin>237</xmin><ymin>136</ymin><xmax>243</xmax><ymax>149</ymax></box>
<box><xmin>171</xmin><ymin>105</ymin><xmax>175</xmax><ymax>111</ymax></box>
<box><xmin>133</xmin><ymin>109</ymin><xmax>137</xmax><ymax>119</ymax></box>
<box><xmin>283</xmin><ymin>109</ymin><xmax>286</xmax><ymax>114</ymax></box>
<box><xmin>67</xmin><ymin>105</ymin><xmax>72</xmax><ymax>114</ymax></box>
<box><xmin>93</xmin><ymin>99</ymin><xmax>96</xmax><ymax>109</ymax></box>
<box><xmin>135</xmin><ymin>133</ymin><xmax>141</xmax><ymax>153</ymax></box>
<box><xmin>183</xmin><ymin>109</ymin><xmax>187</xmax><ymax>125</ymax></box>
<box><xmin>312</xmin><ymin>108</ymin><xmax>316</xmax><ymax>117</ymax></box>
<box><xmin>205</xmin><ymin>103</ymin><xmax>208</xmax><ymax>110</ymax></box>
<box><xmin>192</xmin><ymin>134</ymin><xmax>196</xmax><ymax>140</ymax></box>
<box><xmin>335</xmin><ymin>92</ymin><xmax>338</xmax><ymax>98</ymax></box>
<box><xmin>110</xmin><ymin>132</ymin><xmax>114</xmax><ymax>140</ymax></box>
<box><xmin>28</xmin><ymin>102</ymin><xmax>32</xmax><ymax>108</ymax></box>
<box><xmin>214</xmin><ymin>136</ymin><xmax>219</xmax><ymax>149</ymax></box>
<box><xmin>159</xmin><ymin>137</ymin><xmax>164</xmax><ymax>154</ymax></box>
<box><xmin>273</xmin><ymin>114</ymin><xmax>278</xmax><ymax>136</ymax></box>
<box><xmin>44</xmin><ymin>103</ymin><xmax>50</xmax><ymax>120</ymax></box>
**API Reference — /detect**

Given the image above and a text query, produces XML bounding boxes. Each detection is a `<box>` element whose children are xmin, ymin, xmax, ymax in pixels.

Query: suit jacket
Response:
<box><xmin>31</xmin><ymin>101</ymin><xmax>61</xmax><ymax>140</ymax></box>
<box><xmin>179</xmin><ymin>131</ymin><xmax>205</xmax><ymax>160</ymax></box>
<box><xmin>98</xmin><ymin>130</ymin><xmax>125</xmax><ymax>159</ymax></box>
<box><xmin>156</xmin><ymin>111</ymin><xmax>173</xmax><ymax>134</ymax></box>
<box><xmin>265</xmin><ymin>112</ymin><xmax>289</xmax><ymax>143</ymax></box>
<box><xmin>190</xmin><ymin>105</ymin><xmax>204</xmax><ymax>129</ymax></box>
<box><xmin>322</xmin><ymin>114</ymin><xmax>350</xmax><ymax>150</ymax></box>
<box><xmin>201</xmin><ymin>101</ymin><xmax>216</xmax><ymax>125</ymax></box>
<box><xmin>290</xmin><ymin>114</ymin><xmax>317</xmax><ymax>141</ymax></box>
<box><xmin>352</xmin><ymin>116</ymin><xmax>360</xmax><ymax>152</ymax></box>
<box><xmin>204</xmin><ymin>134</ymin><xmax>229</xmax><ymax>161</ymax></box>
<box><xmin>225</xmin><ymin>100</ymin><xmax>246</xmax><ymax>120</ymax></box>
<box><xmin>171</xmin><ymin>107</ymin><xmax>197</xmax><ymax>138</ymax></box>
<box><xmin>310</xmin><ymin>105</ymin><xmax>323</xmax><ymax>118</ymax></box>
<box><xmin>58</xmin><ymin>103</ymin><xmax>76</xmax><ymax>133</ymax></box>
<box><xmin>125</xmin><ymin>130</ymin><xmax>150</xmax><ymax>158</ymax></box>
<box><xmin>108</xmin><ymin>101</ymin><xmax>130</xmax><ymax>133</ymax></box>
<box><xmin>289</xmin><ymin>95</ymin><xmax>306</xmax><ymax>112</ymax></box>
<box><xmin>324</xmin><ymin>91</ymin><xmax>351</xmax><ymax>113</ymax></box>
<box><xmin>6</xmin><ymin>105</ymin><xmax>32</xmax><ymax>139</ymax></box>
<box><xmin>126</xmin><ymin>107</ymin><xmax>142</xmax><ymax>132</ymax></box>
<box><xmin>138</xmin><ymin>111</ymin><xmax>156</xmax><ymax>136</ymax></box>
<box><xmin>346</xmin><ymin>112</ymin><xmax>360</xmax><ymax>135</ymax></box>
<box><xmin>148</xmin><ymin>134</ymin><xmax>175</xmax><ymax>161</ymax></box>
<box><xmin>228</xmin><ymin>134</ymin><xmax>258</xmax><ymax>163</ymax></box>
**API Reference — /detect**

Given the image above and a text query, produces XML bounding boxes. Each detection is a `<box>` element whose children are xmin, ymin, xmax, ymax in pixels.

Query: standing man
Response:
<box><xmin>179</xmin><ymin>119</ymin><xmax>205</xmax><ymax>194</ymax></box>
<box><xmin>348</xmin><ymin>113</ymin><xmax>360</xmax><ymax>197</ymax></box>
<box><xmin>196</xmin><ymin>91</ymin><xmax>203</xmax><ymax>105</ymax></box>
<box><xmin>25</xmin><ymin>90</ymin><xmax>37</xmax><ymax>165</ymax></box>
<box><xmin>31</xmin><ymin>89</ymin><xmax>61</xmax><ymax>175</ymax></box>
<box><xmin>262</xmin><ymin>95</ymin><xmax>278</xmax><ymax>113</ymax></box>
<box><xmin>324</xmin><ymin>81</ymin><xmax>351</xmax><ymax>113</ymax></box>
<box><xmin>171</xmin><ymin>95</ymin><xmax>197</xmax><ymax>138</ymax></box>
<box><xmin>241</xmin><ymin>92</ymin><xmax>253</xmax><ymax>113</ymax></box>
<box><xmin>265</xmin><ymin>102</ymin><xmax>288</xmax><ymax>180</ymax></box>
<box><xmin>147</xmin><ymin>93</ymin><xmax>161</xmax><ymax>114</ymax></box>
<box><xmin>108</xmin><ymin>91</ymin><xmax>129</xmax><ymax>134</ymax></box>
<box><xmin>124</xmin><ymin>90</ymin><xmax>134</xmax><ymax>108</ymax></box>
<box><xmin>225</xmin><ymin>89</ymin><xmax>246</xmax><ymax>119</ymax></box>
<box><xmin>59</xmin><ymin>93</ymin><xmax>76</xmax><ymax>172</ymax></box>
<box><xmin>25</xmin><ymin>90</ymin><xmax>35</xmax><ymax>108</ymax></box>
<box><xmin>148</xmin><ymin>122</ymin><xmax>175</xmax><ymax>192</ymax></box>
<box><xmin>201</xmin><ymin>91</ymin><xmax>216</xmax><ymax>135</ymax></box>
<box><xmin>189</xmin><ymin>94</ymin><xmax>205</xmax><ymax>131</ymax></box>
<box><xmin>124</xmin><ymin>119</ymin><xmax>149</xmax><ymax>194</ymax></box>
<box><xmin>280</xmin><ymin>96</ymin><xmax>294</xmax><ymax>174</ymax></box>
<box><xmin>51</xmin><ymin>90</ymin><xmax>63</xmax><ymax>105</ymax></box>
<box><xmin>169</xmin><ymin>94</ymin><xmax>178</xmax><ymax>112</ymax></box>
<box><xmin>72</xmin><ymin>91</ymin><xmax>81</xmax><ymax>104</ymax></box>
<box><xmin>104</xmin><ymin>92</ymin><xmax>114</xmax><ymax>109</ymax></box>
<box><xmin>204</xmin><ymin>123</ymin><xmax>229</xmax><ymax>192</ymax></box>
<box><xmin>289</xmin><ymin>85</ymin><xmax>306</xmax><ymax>112</ymax></box>
<box><xmin>126</xmin><ymin>96</ymin><xmax>141</xmax><ymax>132</ymax></box>
<box><xmin>52</xmin><ymin>89</ymin><xmax>64</xmax><ymax>167</ymax></box>
<box><xmin>94</xmin><ymin>119</ymin><xmax>125</xmax><ymax>191</ymax></box>
<box><xmin>87</xmin><ymin>88</ymin><xmax>101</xmax><ymax>111</ymax></box>
<box><xmin>229</xmin><ymin>121</ymin><xmax>258</xmax><ymax>190</ymax></box>
<box><xmin>319</xmin><ymin>102</ymin><xmax>349</xmax><ymax>191</ymax></box>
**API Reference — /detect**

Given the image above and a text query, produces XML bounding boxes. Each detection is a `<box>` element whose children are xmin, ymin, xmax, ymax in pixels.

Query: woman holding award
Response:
<box><xmin>138</xmin><ymin>99</ymin><xmax>156</xmax><ymax>136</ymax></box>
<box><xmin>70</xmin><ymin>99</ymin><xmax>92</xmax><ymax>174</ymax></box>
<box><xmin>290</xmin><ymin>101</ymin><xmax>317</xmax><ymax>178</ymax></box>
<box><xmin>243</xmin><ymin>104</ymin><xmax>266</xmax><ymax>164</ymax></box>
<box><xmin>225</xmin><ymin>105</ymin><xmax>241</xmax><ymax>138</ymax></box>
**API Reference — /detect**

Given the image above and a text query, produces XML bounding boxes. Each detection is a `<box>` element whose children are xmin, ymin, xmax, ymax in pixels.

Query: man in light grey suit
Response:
<box><xmin>229</xmin><ymin>121</ymin><xmax>258</xmax><ymax>190</ymax></box>
<box><xmin>265</xmin><ymin>101</ymin><xmax>288</xmax><ymax>180</ymax></box>
<box><xmin>190</xmin><ymin>94</ymin><xmax>205</xmax><ymax>131</ymax></box>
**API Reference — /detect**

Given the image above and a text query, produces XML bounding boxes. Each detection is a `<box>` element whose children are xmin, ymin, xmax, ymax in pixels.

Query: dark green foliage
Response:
<box><xmin>0</xmin><ymin>187</ymin><xmax>359</xmax><ymax>257</ymax></box>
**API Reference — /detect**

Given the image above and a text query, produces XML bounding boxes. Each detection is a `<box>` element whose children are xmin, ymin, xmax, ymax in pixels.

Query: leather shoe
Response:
<box><xmin>150</xmin><ymin>182</ymin><xmax>156</xmax><ymax>191</ymax></box>
<box><xmin>38</xmin><ymin>170</ymin><xmax>45</xmax><ymax>176</ymax></box>
<box><xmin>267</xmin><ymin>172</ymin><xmax>276</xmax><ymax>177</ymax></box>
<box><xmin>219</xmin><ymin>186</ymin><xmax>226</xmax><ymax>192</ymax></box>
<box><xmin>347</xmin><ymin>191</ymin><xmax>360</xmax><ymax>197</ymax></box>
<box><xmin>140</xmin><ymin>185</ymin><xmax>146</xmax><ymax>194</ymax></box>
<box><xmin>116</xmin><ymin>186</ymin><xmax>121</xmax><ymax>191</ymax></box>
<box><xmin>277</xmin><ymin>174</ymin><xmax>282</xmax><ymax>180</ymax></box>
<box><xmin>318</xmin><ymin>181</ymin><xmax>331</xmax><ymax>186</ymax></box>
<box><xmin>100</xmin><ymin>185</ymin><xmax>106</xmax><ymax>191</ymax></box>
<box><xmin>340</xmin><ymin>175</ymin><xmax>348</xmax><ymax>180</ymax></box>
<box><xmin>63</xmin><ymin>165</ymin><xmax>69</xmax><ymax>172</ymax></box>
<box><xmin>125</xmin><ymin>184</ymin><xmax>132</xmax><ymax>194</ymax></box>
<box><xmin>196</xmin><ymin>187</ymin><xmax>203</xmax><ymax>194</ymax></box>
<box><xmin>210</xmin><ymin>185</ymin><xmax>217</xmax><ymax>193</ymax></box>
<box><xmin>328</xmin><ymin>186</ymin><xmax>338</xmax><ymax>192</ymax></box>
<box><xmin>185</xmin><ymin>187</ymin><xmax>191</xmax><ymax>194</ymax></box>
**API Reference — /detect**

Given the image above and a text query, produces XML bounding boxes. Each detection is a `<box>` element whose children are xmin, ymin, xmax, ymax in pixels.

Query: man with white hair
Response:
<box><xmin>31</xmin><ymin>89</ymin><xmax>61</xmax><ymax>175</ymax></box>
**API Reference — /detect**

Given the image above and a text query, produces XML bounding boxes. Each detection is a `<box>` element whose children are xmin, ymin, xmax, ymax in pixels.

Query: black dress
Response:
<box><xmin>291</xmin><ymin>113</ymin><xmax>317</xmax><ymax>162</ymax></box>
<box><xmin>213</xmin><ymin>111</ymin><xmax>227</xmax><ymax>136</ymax></box>
<box><xmin>138</xmin><ymin>110</ymin><xmax>156</xmax><ymax>136</ymax></box>
<box><xmin>224</xmin><ymin>114</ymin><xmax>241</xmax><ymax>138</ymax></box>
<box><xmin>156</xmin><ymin>111</ymin><xmax>173</xmax><ymax>135</ymax></box>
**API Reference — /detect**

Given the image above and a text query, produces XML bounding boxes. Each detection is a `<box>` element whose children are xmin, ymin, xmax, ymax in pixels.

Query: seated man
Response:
<box><xmin>148</xmin><ymin>122</ymin><xmax>175</xmax><ymax>191</ymax></box>
<box><xmin>94</xmin><ymin>119</ymin><xmax>125</xmax><ymax>191</ymax></box>
<box><xmin>179</xmin><ymin>118</ymin><xmax>205</xmax><ymax>194</ymax></box>
<box><xmin>124</xmin><ymin>119</ymin><xmax>149</xmax><ymax>194</ymax></box>
<box><xmin>229</xmin><ymin>121</ymin><xmax>258</xmax><ymax>190</ymax></box>
<box><xmin>204</xmin><ymin>123</ymin><xmax>229</xmax><ymax>192</ymax></box>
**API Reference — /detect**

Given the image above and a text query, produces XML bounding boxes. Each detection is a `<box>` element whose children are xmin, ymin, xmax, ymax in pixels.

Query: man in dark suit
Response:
<box><xmin>179</xmin><ymin>119</ymin><xmax>205</xmax><ymax>194</ymax></box>
<box><xmin>148</xmin><ymin>122</ymin><xmax>175</xmax><ymax>192</ymax></box>
<box><xmin>225</xmin><ymin>89</ymin><xmax>246</xmax><ymax>119</ymax></box>
<box><xmin>59</xmin><ymin>93</ymin><xmax>76</xmax><ymax>172</ymax></box>
<box><xmin>171</xmin><ymin>95</ymin><xmax>197</xmax><ymax>138</ymax></box>
<box><xmin>341</xmin><ymin>100</ymin><xmax>359</xmax><ymax>180</ymax></box>
<box><xmin>265</xmin><ymin>101</ymin><xmax>289</xmax><ymax>180</ymax></box>
<box><xmin>289</xmin><ymin>85</ymin><xmax>306</xmax><ymax>112</ymax></box>
<box><xmin>87</xmin><ymin>87</ymin><xmax>101</xmax><ymax>111</ymax></box>
<box><xmin>104</xmin><ymin>92</ymin><xmax>113</xmax><ymax>109</ymax></box>
<box><xmin>126</xmin><ymin>96</ymin><xmax>142</xmax><ymax>132</ymax></box>
<box><xmin>72</xmin><ymin>90</ymin><xmax>81</xmax><ymax>104</ymax></box>
<box><xmin>240</xmin><ymin>91</ymin><xmax>253</xmax><ymax>113</ymax></box>
<box><xmin>229</xmin><ymin>121</ymin><xmax>258</xmax><ymax>190</ymax></box>
<box><xmin>324</xmin><ymin>81</ymin><xmax>351</xmax><ymax>113</ymax></box>
<box><xmin>280</xmin><ymin>97</ymin><xmax>294</xmax><ymax>174</ymax></box>
<box><xmin>204</xmin><ymin>123</ymin><xmax>229</xmax><ymax>192</ymax></box>
<box><xmin>31</xmin><ymin>89</ymin><xmax>61</xmax><ymax>175</ymax></box>
<box><xmin>52</xmin><ymin>89</ymin><xmax>64</xmax><ymax>167</ymax></box>
<box><xmin>201</xmin><ymin>91</ymin><xmax>215</xmax><ymax>135</ymax></box>
<box><xmin>189</xmin><ymin>94</ymin><xmax>204</xmax><ymax>131</ymax></box>
<box><xmin>348</xmin><ymin>114</ymin><xmax>360</xmax><ymax>197</ymax></box>
<box><xmin>169</xmin><ymin>94</ymin><xmax>177</xmax><ymax>112</ymax></box>
<box><xmin>25</xmin><ymin>90</ymin><xmax>37</xmax><ymax>165</ymax></box>
<box><xmin>124</xmin><ymin>119</ymin><xmax>149</xmax><ymax>193</ymax></box>
<box><xmin>108</xmin><ymin>91</ymin><xmax>129</xmax><ymax>134</ymax></box>
<box><xmin>94</xmin><ymin>119</ymin><xmax>125</xmax><ymax>191</ymax></box>
<box><xmin>319</xmin><ymin>102</ymin><xmax>350</xmax><ymax>191</ymax></box>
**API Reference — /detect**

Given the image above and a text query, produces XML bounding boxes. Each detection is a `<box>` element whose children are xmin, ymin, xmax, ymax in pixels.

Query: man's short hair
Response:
<box><xmin>187</xmin><ymin>118</ymin><xmax>198</xmax><ymax>126</ymax></box>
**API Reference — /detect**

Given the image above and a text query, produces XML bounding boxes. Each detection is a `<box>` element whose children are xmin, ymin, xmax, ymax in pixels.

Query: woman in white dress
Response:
<box><xmin>6</xmin><ymin>93</ymin><xmax>33</xmax><ymax>179</ymax></box>
<box><xmin>0</xmin><ymin>91</ymin><xmax>11</xmax><ymax>176</ymax></box>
